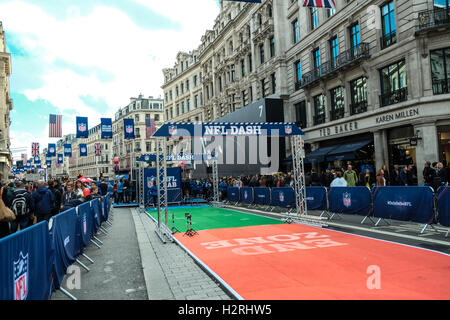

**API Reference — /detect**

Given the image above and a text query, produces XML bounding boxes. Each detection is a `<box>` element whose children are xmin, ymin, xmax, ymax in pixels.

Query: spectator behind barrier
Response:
<box><xmin>32</xmin><ymin>180</ymin><xmax>55</xmax><ymax>223</ymax></box>
<box><xmin>331</xmin><ymin>172</ymin><xmax>347</xmax><ymax>187</ymax></box>
<box><xmin>8</xmin><ymin>181</ymin><xmax>35</xmax><ymax>234</ymax></box>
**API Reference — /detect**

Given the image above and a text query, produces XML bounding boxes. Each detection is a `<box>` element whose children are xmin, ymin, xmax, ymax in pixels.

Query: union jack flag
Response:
<box><xmin>31</xmin><ymin>143</ymin><xmax>39</xmax><ymax>157</ymax></box>
<box><xmin>49</xmin><ymin>114</ymin><xmax>62</xmax><ymax>138</ymax></box>
<box><xmin>94</xmin><ymin>143</ymin><xmax>102</xmax><ymax>156</ymax></box>
<box><xmin>303</xmin><ymin>0</ymin><xmax>336</xmax><ymax>9</ymax></box>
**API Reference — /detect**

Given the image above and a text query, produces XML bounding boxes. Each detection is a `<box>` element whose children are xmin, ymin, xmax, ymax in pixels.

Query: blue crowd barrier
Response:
<box><xmin>50</xmin><ymin>208</ymin><xmax>80</xmax><ymax>289</ymax></box>
<box><xmin>373</xmin><ymin>186</ymin><xmax>435</xmax><ymax>223</ymax></box>
<box><xmin>240</xmin><ymin>187</ymin><xmax>253</xmax><ymax>204</ymax></box>
<box><xmin>306</xmin><ymin>187</ymin><xmax>327</xmax><ymax>211</ymax></box>
<box><xmin>253</xmin><ymin>187</ymin><xmax>271</xmax><ymax>206</ymax></box>
<box><xmin>91</xmin><ymin>199</ymin><xmax>102</xmax><ymax>234</ymax></box>
<box><xmin>437</xmin><ymin>186</ymin><xmax>450</xmax><ymax>227</ymax></box>
<box><xmin>0</xmin><ymin>221</ymin><xmax>54</xmax><ymax>300</ymax></box>
<box><xmin>227</xmin><ymin>187</ymin><xmax>240</xmax><ymax>202</ymax></box>
<box><xmin>77</xmin><ymin>202</ymin><xmax>94</xmax><ymax>249</ymax></box>
<box><xmin>328</xmin><ymin>187</ymin><xmax>371</xmax><ymax>216</ymax></box>
<box><xmin>271</xmin><ymin>187</ymin><xmax>295</xmax><ymax>208</ymax></box>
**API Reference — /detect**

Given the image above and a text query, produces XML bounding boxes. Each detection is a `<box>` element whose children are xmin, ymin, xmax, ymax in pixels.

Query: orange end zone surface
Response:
<box><xmin>174</xmin><ymin>224</ymin><xmax>450</xmax><ymax>300</ymax></box>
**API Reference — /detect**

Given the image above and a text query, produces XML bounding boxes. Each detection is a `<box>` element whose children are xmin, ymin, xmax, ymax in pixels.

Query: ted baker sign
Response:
<box><xmin>320</xmin><ymin>121</ymin><xmax>359</xmax><ymax>137</ymax></box>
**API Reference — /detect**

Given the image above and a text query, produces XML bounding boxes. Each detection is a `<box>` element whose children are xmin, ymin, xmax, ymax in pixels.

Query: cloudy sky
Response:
<box><xmin>0</xmin><ymin>0</ymin><xmax>220</xmax><ymax>161</ymax></box>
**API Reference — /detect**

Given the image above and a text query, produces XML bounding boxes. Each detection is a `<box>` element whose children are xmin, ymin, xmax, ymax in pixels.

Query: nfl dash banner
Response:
<box><xmin>227</xmin><ymin>187</ymin><xmax>240</xmax><ymax>202</ymax></box>
<box><xmin>79</xmin><ymin>144</ymin><xmax>87</xmax><ymax>157</ymax></box>
<box><xmin>76</xmin><ymin>116</ymin><xmax>88</xmax><ymax>138</ymax></box>
<box><xmin>0</xmin><ymin>221</ymin><xmax>54</xmax><ymax>300</ymax></box>
<box><xmin>306</xmin><ymin>186</ymin><xmax>328</xmax><ymax>211</ymax></box>
<box><xmin>240</xmin><ymin>187</ymin><xmax>254</xmax><ymax>204</ymax></box>
<box><xmin>143</xmin><ymin>167</ymin><xmax>182</xmax><ymax>204</ymax></box>
<box><xmin>76</xmin><ymin>202</ymin><xmax>94</xmax><ymax>249</ymax></box>
<box><xmin>101</xmin><ymin>118</ymin><xmax>113</xmax><ymax>139</ymax></box>
<box><xmin>64</xmin><ymin>144</ymin><xmax>72</xmax><ymax>157</ymax></box>
<box><xmin>253</xmin><ymin>187</ymin><xmax>271</xmax><ymax>205</ymax></box>
<box><xmin>49</xmin><ymin>208</ymin><xmax>80</xmax><ymax>289</ymax></box>
<box><xmin>271</xmin><ymin>187</ymin><xmax>296</xmax><ymax>208</ymax></box>
<box><xmin>328</xmin><ymin>187</ymin><xmax>371</xmax><ymax>216</ymax></box>
<box><xmin>373</xmin><ymin>186</ymin><xmax>434</xmax><ymax>223</ymax></box>
<box><xmin>123</xmin><ymin>118</ymin><xmax>135</xmax><ymax>139</ymax></box>
<box><xmin>57</xmin><ymin>154</ymin><xmax>63</xmax><ymax>164</ymax></box>
<box><xmin>47</xmin><ymin>143</ymin><xmax>56</xmax><ymax>157</ymax></box>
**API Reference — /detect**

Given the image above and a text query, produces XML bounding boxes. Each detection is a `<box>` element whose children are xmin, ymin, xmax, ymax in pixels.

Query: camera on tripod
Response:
<box><xmin>183</xmin><ymin>212</ymin><xmax>198</xmax><ymax>237</ymax></box>
<box><xmin>185</xmin><ymin>213</ymin><xmax>191</xmax><ymax>220</ymax></box>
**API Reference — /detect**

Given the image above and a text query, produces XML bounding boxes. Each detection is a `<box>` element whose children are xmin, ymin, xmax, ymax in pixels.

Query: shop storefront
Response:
<box><xmin>387</xmin><ymin>125</ymin><xmax>417</xmax><ymax>168</ymax></box>
<box><xmin>438</xmin><ymin>125</ymin><xmax>450</xmax><ymax>166</ymax></box>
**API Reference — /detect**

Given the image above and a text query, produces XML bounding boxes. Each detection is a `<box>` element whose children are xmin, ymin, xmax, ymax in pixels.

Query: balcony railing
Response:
<box><xmin>432</xmin><ymin>78</ymin><xmax>450</xmax><ymax>95</ymax></box>
<box><xmin>418</xmin><ymin>8</ymin><xmax>450</xmax><ymax>31</ymax></box>
<box><xmin>299</xmin><ymin>43</ymin><xmax>370</xmax><ymax>89</ymax></box>
<box><xmin>313</xmin><ymin>114</ymin><xmax>326</xmax><ymax>126</ymax></box>
<box><xmin>380</xmin><ymin>31</ymin><xmax>397</xmax><ymax>50</ymax></box>
<box><xmin>350</xmin><ymin>100</ymin><xmax>368</xmax><ymax>115</ymax></box>
<box><xmin>330</xmin><ymin>108</ymin><xmax>345</xmax><ymax>121</ymax></box>
<box><xmin>379</xmin><ymin>87</ymin><xmax>408</xmax><ymax>107</ymax></box>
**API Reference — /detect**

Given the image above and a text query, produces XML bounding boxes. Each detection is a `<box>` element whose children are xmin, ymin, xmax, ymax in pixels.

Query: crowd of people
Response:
<box><xmin>111</xmin><ymin>179</ymin><xmax>136</xmax><ymax>204</ymax></box>
<box><xmin>0</xmin><ymin>178</ymin><xmax>112</xmax><ymax>239</ymax></box>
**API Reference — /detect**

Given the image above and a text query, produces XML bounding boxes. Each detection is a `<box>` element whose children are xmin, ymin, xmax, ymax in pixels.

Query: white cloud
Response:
<box><xmin>1</xmin><ymin>0</ymin><xmax>220</xmax><ymax>155</ymax></box>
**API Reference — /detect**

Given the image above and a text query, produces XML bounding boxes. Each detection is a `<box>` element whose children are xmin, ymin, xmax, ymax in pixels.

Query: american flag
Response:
<box><xmin>303</xmin><ymin>0</ymin><xmax>336</xmax><ymax>9</ymax></box>
<box><xmin>95</xmin><ymin>143</ymin><xmax>102</xmax><ymax>156</ymax></box>
<box><xmin>32</xmin><ymin>142</ymin><xmax>40</xmax><ymax>157</ymax></box>
<box><xmin>146</xmin><ymin>118</ymin><xmax>156</xmax><ymax>139</ymax></box>
<box><xmin>49</xmin><ymin>114</ymin><xmax>62</xmax><ymax>137</ymax></box>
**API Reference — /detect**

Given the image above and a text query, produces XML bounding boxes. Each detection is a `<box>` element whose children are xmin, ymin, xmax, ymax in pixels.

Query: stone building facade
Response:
<box><xmin>162</xmin><ymin>0</ymin><xmax>450</xmax><ymax>184</ymax></box>
<box><xmin>0</xmin><ymin>22</ymin><xmax>13</xmax><ymax>181</ymax></box>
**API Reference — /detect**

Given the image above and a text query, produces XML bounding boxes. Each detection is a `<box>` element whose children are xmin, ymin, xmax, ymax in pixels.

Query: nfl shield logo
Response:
<box><xmin>50</xmin><ymin>148</ymin><xmax>54</xmax><ymax>153</ymax></box>
<box><xmin>145</xmin><ymin>156</ymin><xmax>149</xmax><ymax>161</ymax></box>
<box><xmin>81</xmin><ymin>148</ymin><xmax>86</xmax><ymax>153</ymax></box>
<box><xmin>14</xmin><ymin>252</ymin><xmax>28</xmax><ymax>300</ymax></box>
<box><xmin>169</xmin><ymin>125</ymin><xmax>177</xmax><ymax>135</ymax></box>
<box><xmin>343</xmin><ymin>192</ymin><xmax>352</xmax><ymax>208</ymax></box>
<box><xmin>79</xmin><ymin>123</ymin><xmax>86</xmax><ymax>132</ymax></box>
<box><xmin>285</xmin><ymin>125</ymin><xmax>292</xmax><ymax>134</ymax></box>
<box><xmin>279</xmin><ymin>192</ymin><xmax>285</xmax><ymax>202</ymax></box>
<box><xmin>126</xmin><ymin>125</ymin><xmax>133</xmax><ymax>133</ymax></box>
<box><xmin>244</xmin><ymin>191</ymin><xmax>248</xmax><ymax>199</ymax></box>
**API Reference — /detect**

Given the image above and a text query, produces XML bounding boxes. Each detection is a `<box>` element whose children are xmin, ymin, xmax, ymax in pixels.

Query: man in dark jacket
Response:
<box><xmin>8</xmin><ymin>181</ymin><xmax>35</xmax><ymax>233</ymax></box>
<box><xmin>99</xmin><ymin>179</ymin><xmax>108</xmax><ymax>196</ymax></box>
<box><xmin>391</xmin><ymin>165</ymin><xmax>400</xmax><ymax>186</ymax></box>
<box><xmin>423</xmin><ymin>161</ymin><xmax>435</xmax><ymax>186</ymax></box>
<box><xmin>32</xmin><ymin>181</ymin><xmax>55</xmax><ymax>222</ymax></box>
<box><xmin>48</xmin><ymin>180</ymin><xmax>62</xmax><ymax>216</ymax></box>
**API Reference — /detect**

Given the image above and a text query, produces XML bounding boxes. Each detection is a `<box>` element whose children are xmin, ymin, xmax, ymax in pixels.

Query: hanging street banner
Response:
<box><xmin>136</xmin><ymin>153</ymin><xmax>217</xmax><ymax>162</ymax></box>
<box><xmin>123</xmin><ymin>118</ymin><xmax>135</xmax><ymax>140</ymax></box>
<box><xmin>101</xmin><ymin>118</ymin><xmax>113</xmax><ymax>139</ymax></box>
<box><xmin>16</xmin><ymin>160</ymin><xmax>24</xmax><ymax>169</ymax></box>
<box><xmin>64</xmin><ymin>144</ymin><xmax>72</xmax><ymax>157</ymax></box>
<box><xmin>31</xmin><ymin>142</ymin><xmax>40</xmax><ymax>157</ymax></box>
<box><xmin>48</xmin><ymin>144</ymin><xmax>56</xmax><ymax>157</ymax></box>
<box><xmin>152</xmin><ymin>122</ymin><xmax>304</xmax><ymax>137</ymax></box>
<box><xmin>76</xmin><ymin>116</ymin><xmax>88</xmax><ymax>138</ymax></box>
<box><xmin>57</xmin><ymin>154</ymin><xmax>63</xmax><ymax>164</ymax></box>
<box><xmin>46</xmin><ymin>159</ymin><xmax>52</xmax><ymax>168</ymax></box>
<box><xmin>79</xmin><ymin>144</ymin><xmax>87</xmax><ymax>157</ymax></box>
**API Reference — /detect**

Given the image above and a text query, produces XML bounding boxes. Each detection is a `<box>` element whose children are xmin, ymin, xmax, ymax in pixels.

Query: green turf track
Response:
<box><xmin>146</xmin><ymin>206</ymin><xmax>284</xmax><ymax>233</ymax></box>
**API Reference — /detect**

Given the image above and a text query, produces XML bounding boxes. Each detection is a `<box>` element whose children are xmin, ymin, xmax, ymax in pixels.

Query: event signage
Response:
<box><xmin>143</xmin><ymin>167</ymin><xmax>182</xmax><ymax>204</ymax></box>
<box><xmin>46</xmin><ymin>159</ymin><xmax>52</xmax><ymax>168</ymax></box>
<box><xmin>47</xmin><ymin>144</ymin><xmax>56</xmax><ymax>157</ymax></box>
<box><xmin>76</xmin><ymin>117</ymin><xmax>89</xmax><ymax>138</ymax></box>
<box><xmin>79</xmin><ymin>144</ymin><xmax>87</xmax><ymax>157</ymax></box>
<box><xmin>375</xmin><ymin>108</ymin><xmax>419</xmax><ymax>124</ymax></box>
<box><xmin>137</xmin><ymin>153</ymin><xmax>217</xmax><ymax>162</ymax></box>
<box><xmin>64</xmin><ymin>144</ymin><xmax>72</xmax><ymax>157</ymax></box>
<box><xmin>57</xmin><ymin>154</ymin><xmax>63</xmax><ymax>164</ymax></box>
<box><xmin>153</xmin><ymin>122</ymin><xmax>304</xmax><ymax>137</ymax></box>
<box><xmin>101</xmin><ymin>118</ymin><xmax>113</xmax><ymax>139</ymax></box>
<box><xmin>123</xmin><ymin>118</ymin><xmax>135</xmax><ymax>139</ymax></box>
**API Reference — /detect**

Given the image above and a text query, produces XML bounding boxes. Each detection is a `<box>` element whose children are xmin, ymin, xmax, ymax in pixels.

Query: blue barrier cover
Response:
<box><xmin>254</xmin><ymin>187</ymin><xmax>271</xmax><ymax>206</ymax></box>
<box><xmin>91</xmin><ymin>199</ymin><xmax>102</xmax><ymax>234</ymax></box>
<box><xmin>306</xmin><ymin>187</ymin><xmax>327</xmax><ymax>210</ymax></box>
<box><xmin>50</xmin><ymin>208</ymin><xmax>79</xmax><ymax>289</ymax></box>
<box><xmin>227</xmin><ymin>187</ymin><xmax>240</xmax><ymax>202</ymax></box>
<box><xmin>271</xmin><ymin>187</ymin><xmax>295</xmax><ymax>208</ymax></box>
<box><xmin>373</xmin><ymin>186</ymin><xmax>435</xmax><ymax>223</ymax></box>
<box><xmin>240</xmin><ymin>187</ymin><xmax>253</xmax><ymax>204</ymax></box>
<box><xmin>0</xmin><ymin>222</ymin><xmax>54</xmax><ymax>300</ymax></box>
<box><xmin>77</xmin><ymin>202</ymin><xmax>94</xmax><ymax>248</ymax></box>
<box><xmin>328</xmin><ymin>187</ymin><xmax>371</xmax><ymax>216</ymax></box>
<box><xmin>437</xmin><ymin>186</ymin><xmax>450</xmax><ymax>227</ymax></box>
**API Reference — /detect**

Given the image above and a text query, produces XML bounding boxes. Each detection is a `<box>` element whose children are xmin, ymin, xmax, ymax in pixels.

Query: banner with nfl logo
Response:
<box><xmin>76</xmin><ymin>202</ymin><xmax>94</xmax><ymax>248</ymax></box>
<box><xmin>76</xmin><ymin>116</ymin><xmax>88</xmax><ymax>138</ymax></box>
<box><xmin>240</xmin><ymin>187</ymin><xmax>254</xmax><ymax>204</ymax></box>
<box><xmin>57</xmin><ymin>154</ymin><xmax>63</xmax><ymax>164</ymax></box>
<box><xmin>143</xmin><ymin>167</ymin><xmax>181</xmax><ymax>205</ymax></box>
<box><xmin>79</xmin><ymin>144</ymin><xmax>87</xmax><ymax>157</ymax></box>
<box><xmin>101</xmin><ymin>118</ymin><xmax>113</xmax><ymax>139</ymax></box>
<box><xmin>47</xmin><ymin>143</ymin><xmax>56</xmax><ymax>157</ymax></box>
<box><xmin>271</xmin><ymin>187</ymin><xmax>295</xmax><ymax>208</ymax></box>
<box><xmin>0</xmin><ymin>221</ymin><xmax>54</xmax><ymax>300</ymax></box>
<box><xmin>123</xmin><ymin>118</ymin><xmax>135</xmax><ymax>139</ymax></box>
<box><xmin>328</xmin><ymin>187</ymin><xmax>371</xmax><ymax>216</ymax></box>
<box><xmin>46</xmin><ymin>159</ymin><xmax>52</xmax><ymax>168</ymax></box>
<box><xmin>227</xmin><ymin>187</ymin><xmax>240</xmax><ymax>202</ymax></box>
<box><xmin>64</xmin><ymin>144</ymin><xmax>72</xmax><ymax>157</ymax></box>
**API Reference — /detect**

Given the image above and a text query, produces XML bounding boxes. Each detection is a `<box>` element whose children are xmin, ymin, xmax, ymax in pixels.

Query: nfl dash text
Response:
<box><xmin>178</xmin><ymin>304</ymin><xmax>272</xmax><ymax>317</ymax></box>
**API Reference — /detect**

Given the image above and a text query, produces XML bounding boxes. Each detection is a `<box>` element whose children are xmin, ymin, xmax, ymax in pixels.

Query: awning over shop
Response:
<box><xmin>325</xmin><ymin>140</ymin><xmax>373</xmax><ymax>162</ymax></box>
